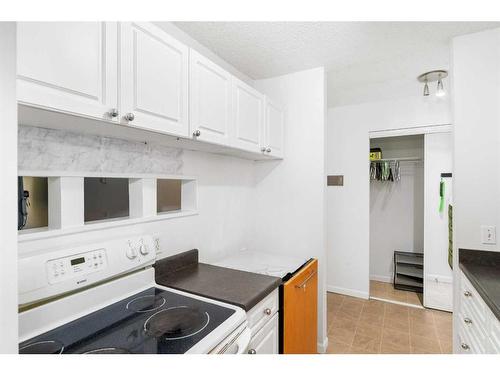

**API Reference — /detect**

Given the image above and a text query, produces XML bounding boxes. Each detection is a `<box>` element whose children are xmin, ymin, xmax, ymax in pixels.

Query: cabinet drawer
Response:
<box><xmin>488</xmin><ymin>308</ymin><xmax>500</xmax><ymax>353</ymax></box>
<box><xmin>247</xmin><ymin>288</ymin><xmax>279</xmax><ymax>335</ymax></box>
<box><xmin>457</xmin><ymin>326</ymin><xmax>487</xmax><ymax>354</ymax></box>
<box><xmin>246</xmin><ymin>313</ymin><xmax>279</xmax><ymax>354</ymax></box>
<box><xmin>458</xmin><ymin>303</ymin><xmax>488</xmax><ymax>347</ymax></box>
<box><xmin>460</xmin><ymin>271</ymin><xmax>487</xmax><ymax>326</ymax></box>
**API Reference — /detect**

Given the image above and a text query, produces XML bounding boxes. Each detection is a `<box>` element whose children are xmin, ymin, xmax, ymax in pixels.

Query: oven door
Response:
<box><xmin>210</xmin><ymin>323</ymin><xmax>251</xmax><ymax>354</ymax></box>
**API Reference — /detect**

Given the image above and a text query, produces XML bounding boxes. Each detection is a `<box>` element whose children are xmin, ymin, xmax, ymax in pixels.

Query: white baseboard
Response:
<box><xmin>327</xmin><ymin>285</ymin><xmax>369</xmax><ymax>300</ymax></box>
<box><xmin>317</xmin><ymin>336</ymin><xmax>328</xmax><ymax>354</ymax></box>
<box><xmin>370</xmin><ymin>274</ymin><xmax>392</xmax><ymax>283</ymax></box>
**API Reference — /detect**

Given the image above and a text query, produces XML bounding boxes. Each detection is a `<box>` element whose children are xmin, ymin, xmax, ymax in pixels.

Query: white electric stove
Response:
<box><xmin>18</xmin><ymin>236</ymin><xmax>249</xmax><ymax>354</ymax></box>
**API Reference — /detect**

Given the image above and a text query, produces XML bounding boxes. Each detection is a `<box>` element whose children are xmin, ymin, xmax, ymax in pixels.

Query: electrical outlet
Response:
<box><xmin>153</xmin><ymin>237</ymin><xmax>161</xmax><ymax>253</ymax></box>
<box><xmin>481</xmin><ymin>226</ymin><xmax>496</xmax><ymax>244</ymax></box>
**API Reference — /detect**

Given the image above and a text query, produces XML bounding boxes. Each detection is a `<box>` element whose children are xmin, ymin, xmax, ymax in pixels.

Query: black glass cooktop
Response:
<box><xmin>19</xmin><ymin>287</ymin><xmax>236</xmax><ymax>354</ymax></box>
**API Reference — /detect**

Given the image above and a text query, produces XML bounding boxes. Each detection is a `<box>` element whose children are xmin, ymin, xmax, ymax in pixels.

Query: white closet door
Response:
<box><xmin>189</xmin><ymin>49</ymin><xmax>232</xmax><ymax>146</ymax></box>
<box><xmin>264</xmin><ymin>99</ymin><xmax>285</xmax><ymax>158</ymax></box>
<box><xmin>232</xmin><ymin>78</ymin><xmax>264</xmax><ymax>153</ymax></box>
<box><xmin>17</xmin><ymin>22</ymin><xmax>118</xmax><ymax>120</ymax></box>
<box><xmin>120</xmin><ymin>22</ymin><xmax>189</xmax><ymax>137</ymax></box>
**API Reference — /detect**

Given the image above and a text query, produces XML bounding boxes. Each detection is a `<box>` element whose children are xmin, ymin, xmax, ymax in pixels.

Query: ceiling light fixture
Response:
<box><xmin>417</xmin><ymin>70</ymin><xmax>448</xmax><ymax>97</ymax></box>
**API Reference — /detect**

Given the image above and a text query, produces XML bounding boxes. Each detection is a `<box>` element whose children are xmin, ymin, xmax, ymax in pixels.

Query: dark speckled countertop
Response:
<box><xmin>459</xmin><ymin>249</ymin><xmax>500</xmax><ymax>321</ymax></box>
<box><xmin>154</xmin><ymin>250</ymin><xmax>282</xmax><ymax>311</ymax></box>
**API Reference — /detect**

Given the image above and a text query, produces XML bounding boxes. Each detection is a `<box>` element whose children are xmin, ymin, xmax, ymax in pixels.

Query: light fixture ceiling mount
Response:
<box><xmin>417</xmin><ymin>70</ymin><xmax>448</xmax><ymax>97</ymax></box>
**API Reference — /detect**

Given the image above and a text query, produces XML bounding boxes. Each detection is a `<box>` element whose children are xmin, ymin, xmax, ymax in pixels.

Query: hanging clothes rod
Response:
<box><xmin>370</xmin><ymin>157</ymin><xmax>423</xmax><ymax>163</ymax></box>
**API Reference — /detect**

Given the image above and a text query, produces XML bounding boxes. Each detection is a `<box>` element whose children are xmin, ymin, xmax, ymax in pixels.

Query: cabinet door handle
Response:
<box><xmin>264</xmin><ymin>308</ymin><xmax>272</xmax><ymax>315</ymax></box>
<box><xmin>193</xmin><ymin>130</ymin><xmax>201</xmax><ymax>137</ymax></box>
<box><xmin>461</xmin><ymin>343</ymin><xmax>470</xmax><ymax>350</ymax></box>
<box><xmin>124</xmin><ymin>112</ymin><xmax>135</xmax><ymax>122</ymax></box>
<box><xmin>463</xmin><ymin>291</ymin><xmax>472</xmax><ymax>297</ymax></box>
<box><xmin>248</xmin><ymin>349</ymin><xmax>257</xmax><ymax>354</ymax></box>
<box><xmin>464</xmin><ymin>317</ymin><xmax>472</xmax><ymax>325</ymax></box>
<box><xmin>266</xmin><ymin>147</ymin><xmax>271</xmax><ymax>153</ymax></box>
<box><xmin>295</xmin><ymin>270</ymin><xmax>317</xmax><ymax>289</ymax></box>
<box><xmin>108</xmin><ymin>108</ymin><xmax>119</xmax><ymax>118</ymax></box>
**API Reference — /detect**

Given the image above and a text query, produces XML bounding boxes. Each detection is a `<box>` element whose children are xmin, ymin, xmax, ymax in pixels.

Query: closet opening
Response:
<box><xmin>368</xmin><ymin>130</ymin><xmax>453</xmax><ymax>312</ymax></box>
<box><xmin>369</xmin><ymin>135</ymin><xmax>425</xmax><ymax>308</ymax></box>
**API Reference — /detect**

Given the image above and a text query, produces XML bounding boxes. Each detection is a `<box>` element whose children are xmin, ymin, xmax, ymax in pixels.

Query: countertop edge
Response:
<box><xmin>459</xmin><ymin>262</ymin><xmax>500</xmax><ymax>321</ymax></box>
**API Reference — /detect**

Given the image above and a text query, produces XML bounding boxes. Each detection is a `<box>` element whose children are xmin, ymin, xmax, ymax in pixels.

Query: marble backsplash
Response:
<box><xmin>18</xmin><ymin>125</ymin><xmax>183</xmax><ymax>175</ymax></box>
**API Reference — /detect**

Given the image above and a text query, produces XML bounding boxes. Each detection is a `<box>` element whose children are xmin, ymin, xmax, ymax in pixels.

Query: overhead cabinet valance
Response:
<box><xmin>17</xmin><ymin>22</ymin><xmax>284</xmax><ymax>160</ymax></box>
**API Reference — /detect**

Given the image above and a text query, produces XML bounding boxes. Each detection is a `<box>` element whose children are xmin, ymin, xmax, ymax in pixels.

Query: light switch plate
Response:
<box><xmin>481</xmin><ymin>225</ymin><xmax>496</xmax><ymax>244</ymax></box>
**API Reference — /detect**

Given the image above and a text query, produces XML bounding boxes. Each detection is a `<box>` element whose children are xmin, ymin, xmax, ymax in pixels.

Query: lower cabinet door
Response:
<box><xmin>247</xmin><ymin>313</ymin><xmax>278</xmax><ymax>354</ymax></box>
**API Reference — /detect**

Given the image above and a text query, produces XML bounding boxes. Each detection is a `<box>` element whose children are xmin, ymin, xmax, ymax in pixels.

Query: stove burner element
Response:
<box><xmin>19</xmin><ymin>340</ymin><xmax>64</xmax><ymax>354</ymax></box>
<box><xmin>144</xmin><ymin>306</ymin><xmax>210</xmax><ymax>340</ymax></box>
<box><xmin>84</xmin><ymin>347</ymin><xmax>131</xmax><ymax>354</ymax></box>
<box><xmin>126</xmin><ymin>294</ymin><xmax>166</xmax><ymax>313</ymax></box>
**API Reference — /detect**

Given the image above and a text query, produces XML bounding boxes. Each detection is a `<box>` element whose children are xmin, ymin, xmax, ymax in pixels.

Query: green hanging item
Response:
<box><xmin>439</xmin><ymin>178</ymin><xmax>445</xmax><ymax>213</ymax></box>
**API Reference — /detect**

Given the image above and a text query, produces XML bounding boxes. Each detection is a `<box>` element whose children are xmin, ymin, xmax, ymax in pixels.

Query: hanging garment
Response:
<box><xmin>370</xmin><ymin>162</ymin><xmax>376</xmax><ymax>180</ymax></box>
<box><xmin>394</xmin><ymin>160</ymin><xmax>401</xmax><ymax>181</ymax></box>
<box><xmin>439</xmin><ymin>178</ymin><xmax>445</xmax><ymax>213</ymax></box>
<box><xmin>448</xmin><ymin>204</ymin><xmax>453</xmax><ymax>269</ymax></box>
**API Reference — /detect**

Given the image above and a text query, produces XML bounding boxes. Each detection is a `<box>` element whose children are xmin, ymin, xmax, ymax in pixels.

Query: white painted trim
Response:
<box><xmin>317</xmin><ymin>336</ymin><xmax>328</xmax><ymax>354</ymax></box>
<box><xmin>425</xmin><ymin>274</ymin><xmax>453</xmax><ymax>284</ymax></box>
<box><xmin>327</xmin><ymin>285</ymin><xmax>369</xmax><ymax>300</ymax></box>
<box><xmin>370</xmin><ymin>274</ymin><xmax>392</xmax><ymax>283</ymax></box>
<box><xmin>369</xmin><ymin>124</ymin><xmax>452</xmax><ymax>139</ymax></box>
<box><xmin>370</xmin><ymin>296</ymin><xmax>424</xmax><ymax>309</ymax></box>
<box><xmin>18</xmin><ymin>209</ymin><xmax>198</xmax><ymax>243</ymax></box>
<box><xmin>18</xmin><ymin>170</ymin><xmax>197</xmax><ymax>180</ymax></box>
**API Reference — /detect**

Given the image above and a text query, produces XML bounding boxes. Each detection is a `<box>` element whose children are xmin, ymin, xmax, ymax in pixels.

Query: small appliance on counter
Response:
<box><xmin>18</xmin><ymin>236</ymin><xmax>250</xmax><ymax>354</ymax></box>
<box><xmin>214</xmin><ymin>251</ymin><xmax>318</xmax><ymax>354</ymax></box>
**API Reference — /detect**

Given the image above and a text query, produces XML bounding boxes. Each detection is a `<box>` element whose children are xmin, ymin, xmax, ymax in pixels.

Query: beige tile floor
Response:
<box><xmin>326</xmin><ymin>292</ymin><xmax>453</xmax><ymax>354</ymax></box>
<box><xmin>370</xmin><ymin>280</ymin><xmax>423</xmax><ymax>307</ymax></box>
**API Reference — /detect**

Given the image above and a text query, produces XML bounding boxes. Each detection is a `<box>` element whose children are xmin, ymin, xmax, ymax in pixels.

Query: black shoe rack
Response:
<box><xmin>393</xmin><ymin>251</ymin><xmax>423</xmax><ymax>293</ymax></box>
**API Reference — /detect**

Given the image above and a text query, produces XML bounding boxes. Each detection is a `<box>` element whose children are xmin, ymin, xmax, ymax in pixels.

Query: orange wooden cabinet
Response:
<box><xmin>282</xmin><ymin>259</ymin><xmax>318</xmax><ymax>354</ymax></box>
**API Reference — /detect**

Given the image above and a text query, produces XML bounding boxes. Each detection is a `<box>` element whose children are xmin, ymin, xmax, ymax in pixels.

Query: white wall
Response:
<box><xmin>452</xmin><ymin>28</ymin><xmax>500</xmax><ymax>350</ymax></box>
<box><xmin>0</xmin><ymin>22</ymin><xmax>18</xmax><ymax>353</ymax></box>
<box><xmin>253</xmin><ymin>67</ymin><xmax>328</xmax><ymax>352</ymax></box>
<box><xmin>452</xmin><ymin>28</ymin><xmax>500</xmax><ymax>254</ymax></box>
<box><xmin>424</xmin><ymin>132</ymin><xmax>453</xmax><ymax>311</ymax></box>
<box><xmin>327</xmin><ymin>94</ymin><xmax>451</xmax><ymax>299</ymax></box>
<box><xmin>369</xmin><ymin>136</ymin><xmax>424</xmax><ymax>282</ymax></box>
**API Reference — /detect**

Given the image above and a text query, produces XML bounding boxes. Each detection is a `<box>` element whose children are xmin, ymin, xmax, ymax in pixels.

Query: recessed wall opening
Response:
<box><xmin>18</xmin><ymin>176</ymin><xmax>48</xmax><ymax>231</ymax></box>
<box><xmin>84</xmin><ymin>177</ymin><xmax>130</xmax><ymax>223</ymax></box>
<box><xmin>157</xmin><ymin>179</ymin><xmax>182</xmax><ymax>214</ymax></box>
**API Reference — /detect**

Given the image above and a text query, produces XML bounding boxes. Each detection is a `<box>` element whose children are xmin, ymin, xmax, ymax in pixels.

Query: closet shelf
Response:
<box><xmin>370</xmin><ymin>157</ymin><xmax>423</xmax><ymax>163</ymax></box>
<box><xmin>393</xmin><ymin>251</ymin><xmax>424</xmax><ymax>293</ymax></box>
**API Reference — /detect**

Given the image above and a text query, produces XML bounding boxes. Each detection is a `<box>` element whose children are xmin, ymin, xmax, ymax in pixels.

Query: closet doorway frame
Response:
<box><xmin>368</xmin><ymin>123</ymin><xmax>452</xmax><ymax>309</ymax></box>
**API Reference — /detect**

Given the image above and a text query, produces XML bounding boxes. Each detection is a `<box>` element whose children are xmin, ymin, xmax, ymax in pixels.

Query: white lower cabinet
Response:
<box><xmin>247</xmin><ymin>313</ymin><xmax>279</xmax><ymax>354</ymax></box>
<box><xmin>246</xmin><ymin>288</ymin><xmax>279</xmax><ymax>354</ymax></box>
<box><xmin>457</xmin><ymin>271</ymin><xmax>500</xmax><ymax>353</ymax></box>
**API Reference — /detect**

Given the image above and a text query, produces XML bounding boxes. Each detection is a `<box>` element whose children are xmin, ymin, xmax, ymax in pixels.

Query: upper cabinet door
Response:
<box><xmin>120</xmin><ymin>22</ymin><xmax>189</xmax><ymax>137</ymax></box>
<box><xmin>264</xmin><ymin>99</ymin><xmax>285</xmax><ymax>158</ymax></box>
<box><xmin>232</xmin><ymin>79</ymin><xmax>265</xmax><ymax>153</ymax></box>
<box><xmin>189</xmin><ymin>49</ymin><xmax>232</xmax><ymax>146</ymax></box>
<box><xmin>17</xmin><ymin>22</ymin><xmax>118</xmax><ymax>120</ymax></box>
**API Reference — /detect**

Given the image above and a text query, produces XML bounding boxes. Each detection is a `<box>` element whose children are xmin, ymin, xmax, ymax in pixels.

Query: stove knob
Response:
<box><xmin>126</xmin><ymin>245</ymin><xmax>138</xmax><ymax>260</ymax></box>
<box><xmin>139</xmin><ymin>243</ymin><xmax>149</xmax><ymax>256</ymax></box>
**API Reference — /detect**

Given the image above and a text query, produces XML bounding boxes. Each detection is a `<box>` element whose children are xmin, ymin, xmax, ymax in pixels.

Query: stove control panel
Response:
<box><xmin>19</xmin><ymin>235</ymin><xmax>157</xmax><ymax>305</ymax></box>
<box><xmin>47</xmin><ymin>249</ymin><xmax>107</xmax><ymax>285</ymax></box>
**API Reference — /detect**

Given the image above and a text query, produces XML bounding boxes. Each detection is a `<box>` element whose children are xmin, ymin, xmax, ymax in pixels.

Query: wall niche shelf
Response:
<box><xmin>17</xmin><ymin>170</ymin><xmax>197</xmax><ymax>243</ymax></box>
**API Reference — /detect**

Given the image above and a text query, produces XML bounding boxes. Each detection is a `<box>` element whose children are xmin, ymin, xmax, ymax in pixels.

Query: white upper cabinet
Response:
<box><xmin>189</xmin><ymin>49</ymin><xmax>232</xmax><ymax>146</ymax></box>
<box><xmin>231</xmin><ymin>78</ymin><xmax>265</xmax><ymax>153</ymax></box>
<box><xmin>263</xmin><ymin>99</ymin><xmax>285</xmax><ymax>158</ymax></box>
<box><xmin>17</xmin><ymin>22</ymin><xmax>118</xmax><ymax>120</ymax></box>
<box><xmin>120</xmin><ymin>22</ymin><xmax>189</xmax><ymax>137</ymax></box>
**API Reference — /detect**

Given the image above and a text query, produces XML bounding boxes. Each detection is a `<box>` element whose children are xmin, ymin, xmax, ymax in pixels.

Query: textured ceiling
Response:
<box><xmin>174</xmin><ymin>22</ymin><xmax>500</xmax><ymax>81</ymax></box>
